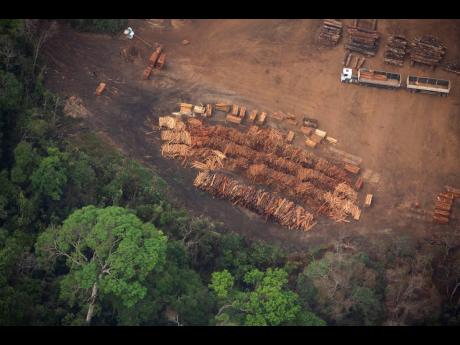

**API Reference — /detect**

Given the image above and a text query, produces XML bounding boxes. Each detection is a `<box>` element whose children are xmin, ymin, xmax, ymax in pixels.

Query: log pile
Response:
<box><xmin>318</xmin><ymin>19</ymin><xmax>343</xmax><ymax>47</ymax></box>
<box><xmin>432</xmin><ymin>186</ymin><xmax>460</xmax><ymax>224</ymax></box>
<box><xmin>194</xmin><ymin>171</ymin><xmax>316</xmax><ymax>231</ymax></box>
<box><xmin>384</xmin><ymin>35</ymin><xmax>408</xmax><ymax>66</ymax></box>
<box><xmin>156</xmin><ymin>114</ymin><xmax>365</xmax><ymax>229</ymax></box>
<box><xmin>160</xmin><ymin>129</ymin><xmax>191</xmax><ymax>145</ymax></box>
<box><xmin>409</xmin><ymin>36</ymin><xmax>446</xmax><ymax>69</ymax></box>
<box><xmin>158</xmin><ymin>116</ymin><xmax>186</xmax><ymax>130</ymax></box>
<box><xmin>346</xmin><ymin>27</ymin><xmax>380</xmax><ymax>57</ymax></box>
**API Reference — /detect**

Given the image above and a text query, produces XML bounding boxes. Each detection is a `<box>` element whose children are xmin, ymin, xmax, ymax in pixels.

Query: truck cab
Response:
<box><xmin>341</xmin><ymin>68</ymin><xmax>357</xmax><ymax>83</ymax></box>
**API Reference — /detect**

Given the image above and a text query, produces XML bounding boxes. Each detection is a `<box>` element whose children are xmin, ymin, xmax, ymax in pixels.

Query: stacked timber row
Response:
<box><xmin>432</xmin><ymin>186</ymin><xmax>460</xmax><ymax>224</ymax></box>
<box><xmin>346</xmin><ymin>26</ymin><xmax>380</xmax><ymax>57</ymax></box>
<box><xmin>156</xmin><ymin>115</ymin><xmax>363</xmax><ymax>230</ymax></box>
<box><xmin>384</xmin><ymin>35</ymin><xmax>408</xmax><ymax>66</ymax></box>
<box><xmin>318</xmin><ymin>19</ymin><xmax>343</xmax><ymax>46</ymax></box>
<box><xmin>194</xmin><ymin>171</ymin><xmax>316</xmax><ymax>232</ymax></box>
<box><xmin>409</xmin><ymin>36</ymin><xmax>446</xmax><ymax>69</ymax></box>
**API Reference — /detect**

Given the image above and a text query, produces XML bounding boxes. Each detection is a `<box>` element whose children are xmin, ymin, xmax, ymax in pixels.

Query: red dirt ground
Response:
<box><xmin>42</xmin><ymin>19</ymin><xmax>460</xmax><ymax>250</ymax></box>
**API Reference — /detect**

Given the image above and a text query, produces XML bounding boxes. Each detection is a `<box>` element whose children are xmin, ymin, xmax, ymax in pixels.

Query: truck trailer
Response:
<box><xmin>341</xmin><ymin>68</ymin><xmax>451</xmax><ymax>96</ymax></box>
<box><xmin>341</xmin><ymin>68</ymin><xmax>402</xmax><ymax>89</ymax></box>
<box><xmin>406</xmin><ymin>75</ymin><xmax>450</xmax><ymax>96</ymax></box>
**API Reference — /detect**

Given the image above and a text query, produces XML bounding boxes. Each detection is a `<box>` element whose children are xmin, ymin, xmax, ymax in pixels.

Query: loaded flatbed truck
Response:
<box><xmin>341</xmin><ymin>68</ymin><xmax>402</xmax><ymax>89</ymax></box>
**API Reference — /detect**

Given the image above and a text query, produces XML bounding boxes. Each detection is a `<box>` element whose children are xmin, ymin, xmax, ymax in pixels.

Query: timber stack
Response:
<box><xmin>346</xmin><ymin>26</ymin><xmax>380</xmax><ymax>57</ymax></box>
<box><xmin>432</xmin><ymin>186</ymin><xmax>460</xmax><ymax>224</ymax></box>
<box><xmin>194</xmin><ymin>171</ymin><xmax>316</xmax><ymax>232</ymax></box>
<box><xmin>384</xmin><ymin>35</ymin><xmax>408</xmax><ymax>66</ymax></box>
<box><xmin>409</xmin><ymin>35</ymin><xmax>446</xmax><ymax>69</ymax></box>
<box><xmin>318</xmin><ymin>19</ymin><xmax>343</xmax><ymax>47</ymax></box>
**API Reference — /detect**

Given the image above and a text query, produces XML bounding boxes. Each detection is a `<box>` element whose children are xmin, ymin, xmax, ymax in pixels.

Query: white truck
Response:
<box><xmin>341</xmin><ymin>68</ymin><xmax>402</xmax><ymax>89</ymax></box>
<box><xmin>406</xmin><ymin>75</ymin><xmax>450</xmax><ymax>96</ymax></box>
<box><xmin>341</xmin><ymin>67</ymin><xmax>451</xmax><ymax>96</ymax></box>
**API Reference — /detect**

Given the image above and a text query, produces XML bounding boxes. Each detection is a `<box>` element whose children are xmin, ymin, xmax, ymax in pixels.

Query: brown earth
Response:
<box><xmin>42</xmin><ymin>19</ymin><xmax>460</xmax><ymax>251</ymax></box>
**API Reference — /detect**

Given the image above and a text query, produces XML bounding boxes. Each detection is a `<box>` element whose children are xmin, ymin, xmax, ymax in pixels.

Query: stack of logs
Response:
<box><xmin>409</xmin><ymin>36</ymin><xmax>446</xmax><ymax>69</ymax></box>
<box><xmin>432</xmin><ymin>186</ymin><xmax>460</xmax><ymax>224</ymax></box>
<box><xmin>318</xmin><ymin>19</ymin><xmax>343</xmax><ymax>47</ymax></box>
<box><xmin>384</xmin><ymin>35</ymin><xmax>408</xmax><ymax>66</ymax></box>
<box><xmin>346</xmin><ymin>26</ymin><xmax>380</xmax><ymax>57</ymax></box>
<box><xmin>194</xmin><ymin>171</ymin><xmax>316</xmax><ymax>232</ymax></box>
<box><xmin>157</xmin><ymin>114</ymin><xmax>364</xmax><ymax>231</ymax></box>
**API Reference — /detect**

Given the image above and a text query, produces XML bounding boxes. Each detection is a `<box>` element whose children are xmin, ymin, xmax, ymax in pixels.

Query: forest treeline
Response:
<box><xmin>1</xmin><ymin>19</ymin><xmax>459</xmax><ymax>326</ymax></box>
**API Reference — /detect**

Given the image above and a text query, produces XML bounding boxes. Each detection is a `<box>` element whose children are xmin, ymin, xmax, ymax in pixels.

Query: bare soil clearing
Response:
<box><xmin>43</xmin><ymin>19</ymin><xmax>460</xmax><ymax>250</ymax></box>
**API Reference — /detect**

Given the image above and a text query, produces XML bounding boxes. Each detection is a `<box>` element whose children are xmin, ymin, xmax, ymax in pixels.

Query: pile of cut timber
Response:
<box><xmin>226</xmin><ymin>114</ymin><xmax>242</xmax><ymax>124</ymax></box>
<box><xmin>384</xmin><ymin>35</ymin><xmax>408</xmax><ymax>66</ymax></box>
<box><xmin>215</xmin><ymin>103</ymin><xmax>230</xmax><ymax>112</ymax></box>
<box><xmin>143</xmin><ymin>45</ymin><xmax>163</xmax><ymax>80</ymax></box>
<box><xmin>194</xmin><ymin>171</ymin><xmax>316</xmax><ymax>231</ymax></box>
<box><xmin>433</xmin><ymin>186</ymin><xmax>460</xmax><ymax>224</ymax></box>
<box><xmin>318</xmin><ymin>19</ymin><xmax>343</xmax><ymax>47</ymax></box>
<box><xmin>441</xmin><ymin>61</ymin><xmax>460</xmax><ymax>75</ymax></box>
<box><xmin>346</xmin><ymin>26</ymin><xmax>380</xmax><ymax>57</ymax></box>
<box><xmin>409</xmin><ymin>36</ymin><xmax>446</xmax><ymax>69</ymax></box>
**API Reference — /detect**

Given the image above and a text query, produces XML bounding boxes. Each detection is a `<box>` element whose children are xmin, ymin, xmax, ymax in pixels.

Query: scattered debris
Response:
<box><xmin>302</xmin><ymin>117</ymin><xmax>318</xmax><ymax>128</ymax></box>
<box><xmin>305</xmin><ymin>138</ymin><xmax>317</xmax><ymax>148</ymax></box>
<box><xmin>182</xmin><ymin>39</ymin><xmax>190</xmax><ymax>45</ymax></box>
<box><xmin>63</xmin><ymin>96</ymin><xmax>91</xmax><ymax>118</ymax></box>
<box><xmin>325</xmin><ymin>136</ymin><xmax>338</xmax><ymax>145</ymax></box>
<box><xmin>441</xmin><ymin>61</ymin><xmax>460</xmax><ymax>75</ymax></box>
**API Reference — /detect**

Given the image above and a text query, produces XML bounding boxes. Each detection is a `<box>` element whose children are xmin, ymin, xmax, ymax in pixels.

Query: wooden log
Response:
<box><xmin>433</xmin><ymin>214</ymin><xmax>449</xmax><ymax>224</ymax></box>
<box><xmin>205</xmin><ymin>104</ymin><xmax>213</xmax><ymax>117</ymax></box>
<box><xmin>364</xmin><ymin>193</ymin><xmax>373</xmax><ymax>207</ymax></box>
<box><xmin>248</xmin><ymin>109</ymin><xmax>258</xmax><ymax>123</ymax></box>
<box><xmin>301</xmin><ymin>126</ymin><xmax>315</xmax><ymax>136</ymax></box>
<box><xmin>239</xmin><ymin>106</ymin><xmax>246</xmax><ymax>119</ymax></box>
<box><xmin>148</xmin><ymin>46</ymin><xmax>163</xmax><ymax>66</ymax></box>
<box><xmin>155</xmin><ymin>53</ymin><xmax>166</xmax><ymax>69</ymax></box>
<box><xmin>344</xmin><ymin>163</ymin><xmax>360</xmax><ymax>174</ymax></box>
<box><xmin>215</xmin><ymin>103</ymin><xmax>230</xmax><ymax>112</ymax></box>
<box><xmin>95</xmin><ymin>82</ymin><xmax>106</xmax><ymax>96</ymax></box>
<box><xmin>286</xmin><ymin>130</ymin><xmax>295</xmax><ymax>144</ymax></box>
<box><xmin>231</xmin><ymin>105</ymin><xmax>239</xmax><ymax>116</ymax></box>
<box><xmin>143</xmin><ymin>66</ymin><xmax>153</xmax><ymax>80</ymax></box>
<box><xmin>305</xmin><ymin>138</ymin><xmax>317</xmax><ymax>148</ymax></box>
<box><xmin>433</xmin><ymin>209</ymin><xmax>450</xmax><ymax>217</ymax></box>
<box><xmin>354</xmin><ymin>177</ymin><xmax>364</xmax><ymax>191</ymax></box>
<box><xmin>226</xmin><ymin>114</ymin><xmax>242</xmax><ymax>124</ymax></box>
<box><xmin>445</xmin><ymin>185</ymin><xmax>460</xmax><ymax>198</ymax></box>
<box><xmin>256</xmin><ymin>112</ymin><xmax>267</xmax><ymax>125</ymax></box>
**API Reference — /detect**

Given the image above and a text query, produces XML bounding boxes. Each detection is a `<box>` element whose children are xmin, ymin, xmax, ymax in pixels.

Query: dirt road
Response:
<box><xmin>42</xmin><ymin>19</ymin><xmax>460</xmax><ymax>250</ymax></box>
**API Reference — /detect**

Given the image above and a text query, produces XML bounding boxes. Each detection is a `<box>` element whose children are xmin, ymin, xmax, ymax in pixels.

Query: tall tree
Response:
<box><xmin>210</xmin><ymin>268</ymin><xmax>325</xmax><ymax>326</ymax></box>
<box><xmin>36</xmin><ymin>206</ymin><xmax>167</xmax><ymax>324</ymax></box>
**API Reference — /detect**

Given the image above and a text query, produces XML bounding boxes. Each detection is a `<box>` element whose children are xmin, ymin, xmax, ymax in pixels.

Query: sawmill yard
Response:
<box><xmin>43</xmin><ymin>19</ymin><xmax>460</xmax><ymax>250</ymax></box>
